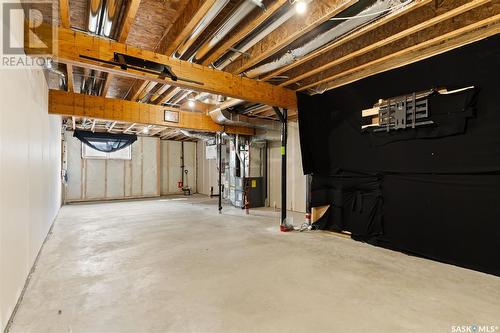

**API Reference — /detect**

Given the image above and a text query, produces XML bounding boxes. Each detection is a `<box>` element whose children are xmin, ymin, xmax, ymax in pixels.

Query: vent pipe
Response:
<box><xmin>193</xmin><ymin>0</ymin><xmax>263</xmax><ymax>62</ymax></box>
<box><xmin>174</xmin><ymin>0</ymin><xmax>232</xmax><ymax>59</ymax></box>
<box><xmin>180</xmin><ymin>130</ymin><xmax>216</xmax><ymax>141</ymax></box>
<box><xmin>244</xmin><ymin>0</ymin><xmax>408</xmax><ymax>78</ymax></box>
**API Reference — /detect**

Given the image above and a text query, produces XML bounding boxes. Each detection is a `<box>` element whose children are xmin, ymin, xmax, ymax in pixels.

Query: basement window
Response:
<box><xmin>82</xmin><ymin>143</ymin><xmax>132</xmax><ymax>160</ymax></box>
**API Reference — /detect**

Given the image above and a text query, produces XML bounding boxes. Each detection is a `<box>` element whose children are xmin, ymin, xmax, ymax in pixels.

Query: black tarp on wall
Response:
<box><xmin>297</xmin><ymin>35</ymin><xmax>500</xmax><ymax>276</ymax></box>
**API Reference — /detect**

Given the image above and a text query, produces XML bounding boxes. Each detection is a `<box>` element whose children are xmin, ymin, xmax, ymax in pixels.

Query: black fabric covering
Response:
<box><xmin>311</xmin><ymin>173</ymin><xmax>383</xmax><ymax>242</ymax></box>
<box><xmin>365</xmin><ymin>89</ymin><xmax>478</xmax><ymax>146</ymax></box>
<box><xmin>74</xmin><ymin>130</ymin><xmax>137</xmax><ymax>153</ymax></box>
<box><xmin>298</xmin><ymin>35</ymin><xmax>500</xmax><ymax>276</ymax></box>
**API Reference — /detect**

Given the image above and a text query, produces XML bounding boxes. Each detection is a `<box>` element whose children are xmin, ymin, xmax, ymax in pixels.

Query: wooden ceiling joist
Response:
<box><xmin>281</xmin><ymin>0</ymin><xmax>491</xmax><ymax>88</ymax></box>
<box><xmin>227</xmin><ymin>0</ymin><xmax>357</xmax><ymax>75</ymax></box>
<box><xmin>201</xmin><ymin>0</ymin><xmax>289</xmax><ymax>66</ymax></box>
<box><xmin>100</xmin><ymin>0</ymin><xmax>141</xmax><ymax>98</ymax></box>
<box><xmin>59</xmin><ymin>0</ymin><xmax>70</xmax><ymax>28</ymax></box>
<box><xmin>49</xmin><ymin>90</ymin><xmax>255</xmax><ymax>135</ymax></box>
<box><xmin>300</xmin><ymin>13</ymin><xmax>500</xmax><ymax>93</ymax></box>
<box><xmin>127</xmin><ymin>80</ymin><xmax>148</xmax><ymax>101</ymax></box>
<box><xmin>66</xmin><ymin>64</ymin><xmax>74</xmax><ymax>92</ymax></box>
<box><xmin>260</xmin><ymin>0</ymin><xmax>432</xmax><ymax>82</ymax></box>
<box><xmin>100</xmin><ymin>73</ymin><xmax>112</xmax><ymax>97</ymax></box>
<box><xmin>54</xmin><ymin>27</ymin><xmax>297</xmax><ymax>110</ymax></box>
<box><xmin>156</xmin><ymin>87</ymin><xmax>181</xmax><ymax>105</ymax></box>
<box><xmin>117</xmin><ymin>0</ymin><xmax>141</xmax><ymax>44</ymax></box>
<box><xmin>156</xmin><ymin>0</ymin><xmax>219</xmax><ymax>56</ymax></box>
<box><xmin>137</xmin><ymin>81</ymin><xmax>157</xmax><ymax>101</ymax></box>
<box><xmin>150</xmin><ymin>84</ymin><xmax>171</xmax><ymax>104</ymax></box>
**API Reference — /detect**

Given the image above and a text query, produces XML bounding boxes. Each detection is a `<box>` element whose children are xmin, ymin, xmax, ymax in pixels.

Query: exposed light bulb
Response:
<box><xmin>295</xmin><ymin>0</ymin><xmax>307</xmax><ymax>14</ymax></box>
<box><xmin>188</xmin><ymin>100</ymin><xmax>195</xmax><ymax>108</ymax></box>
<box><xmin>143</xmin><ymin>126</ymin><xmax>150</xmax><ymax>134</ymax></box>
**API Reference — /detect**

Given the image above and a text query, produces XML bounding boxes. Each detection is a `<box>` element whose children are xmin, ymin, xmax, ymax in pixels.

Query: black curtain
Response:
<box><xmin>297</xmin><ymin>35</ymin><xmax>500</xmax><ymax>276</ymax></box>
<box><xmin>74</xmin><ymin>130</ymin><xmax>137</xmax><ymax>153</ymax></box>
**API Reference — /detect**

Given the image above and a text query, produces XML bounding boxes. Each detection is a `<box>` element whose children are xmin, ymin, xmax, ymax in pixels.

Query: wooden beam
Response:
<box><xmin>126</xmin><ymin>80</ymin><xmax>147</xmax><ymax>101</ymax></box>
<box><xmin>124</xmin><ymin>123</ymin><xmax>136</xmax><ymax>133</ymax></box>
<box><xmin>227</xmin><ymin>0</ymin><xmax>358</xmax><ymax>75</ymax></box>
<box><xmin>100</xmin><ymin>73</ymin><xmax>112</xmax><ymax>97</ymax></box>
<box><xmin>59</xmin><ymin>0</ymin><xmax>70</xmax><ymax>28</ymax></box>
<box><xmin>159</xmin><ymin>87</ymin><xmax>182</xmax><ymax>105</ymax></box>
<box><xmin>53</xmin><ymin>27</ymin><xmax>296</xmax><ymax>110</ymax></box>
<box><xmin>299</xmin><ymin>14</ymin><xmax>500</xmax><ymax>92</ymax></box>
<box><xmin>107</xmin><ymin>121</ymin><xmax>117</xmax><ymax>132</ymax></box>
<box><xmin>60</xmin><ymin>0</ymin><xmax>73</xmax><ymax>94</ymax></box>
<box><xmin>71</xmin><ymin>116</ymin><xmax>76</xmax><ymax>130</ymax></box>
<box><xmin>101</xmin><ymin>0</ymin><xmax>141</xmax><ymax>97</ymax></box>
<box><xmin>150</xmin><ymin>84</ymin><xmax>171</xmax><ymax>103</ymax></box>
<box><xmin>201</xmin><ymin>0</ymin><xmax>289</xmax><ymax>66</ymax></box>
<box><xmin>261</xmin><ymin>0</ymin><xmax>432</xmax><ymax>82</ymax></box>
<box><xmin>156</xmin><ymin>0</ymin><xmax>218</xmax><ymax>56</ymax></box>
<box><xmin>49</xmin><ymin>90</ymin><xmax>255</xmax><ymax>135</ymax></box>
<box><xmin>280</xmin><ymin>0</ymin><xmax>488</xmax><ymax>87</ymax></box>
<box><xmin>150</xmin><ymin>127</ymin><xmax>166</xmax><ymax>136</ymax></box>
<box><xmin>66</xmin><ymin>64</ymin><xmax>74</xmax><ymax>92</ymax></box>
<box><xmin>117</xmin><ymin>0</ymin><xmax>141</xmax><ymax>43</ymax></box>
<box><xmin>137</xmin><ymin>81</ymin><xmax>157</xmax><ymax>101</ymax></box>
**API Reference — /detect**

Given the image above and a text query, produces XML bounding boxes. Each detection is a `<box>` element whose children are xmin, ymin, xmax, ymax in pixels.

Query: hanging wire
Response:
<box><xmin>329</xmin><ymin>0</ymin><xmax>413</xmax><ymax>21</ymax></box>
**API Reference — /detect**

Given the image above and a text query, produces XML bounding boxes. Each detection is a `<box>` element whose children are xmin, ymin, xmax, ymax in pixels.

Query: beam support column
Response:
<box><xmin>273</xmin><ymin>107</ymin><xmax>288</xmax><ymax>231</ymax></box>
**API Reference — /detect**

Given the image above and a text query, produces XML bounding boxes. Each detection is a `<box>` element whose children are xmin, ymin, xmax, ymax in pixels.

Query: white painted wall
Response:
<box><xmin>65</xmin><ymin>134</ymin><xmax>160</xmax><ymax>202</ymax></box>
<box><xmin>0</xmin><ymin>65</ymin><xmax>62</xmax><ymax>329</ymax></box>
<box><xmin>160</xmin><ymin>140</ymin><xmax>196</xmax><ymax>195</ymax></box>
<box><xmin>268</xmin><ymin>121</ymin><xmax>306</xmax><ymax>213</ymax></box>
<box><xmin>196</xmin><ymin>140</ymin><xmax>219</xmax><ymax>196</ymax></box>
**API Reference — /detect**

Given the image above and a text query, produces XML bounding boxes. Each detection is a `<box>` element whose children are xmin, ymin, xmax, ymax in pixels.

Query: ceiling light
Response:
<box><xmin>143</xmin><ymin>126</ymin><xmax>150</xmax><ymax>134</ymax></box>
<box><xmin>295</xmin><ymin>0</ymin><xmax>307</xmax><ymax>14</ymax></box>
<box><xmin>187</xmin><ymin>100</ymin><xmax>196</xmax><ymax>108</ymax></box>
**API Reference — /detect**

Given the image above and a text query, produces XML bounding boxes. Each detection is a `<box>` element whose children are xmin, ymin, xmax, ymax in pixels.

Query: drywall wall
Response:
<box><xmin>160</xmin><ymin>140</ymin><xmax>197</xmax><ymax>195</ymax></box>
<box><xmin>196</xmin><ymin>141</ymin><xmax>219</xmax><ymax>196</ymax></box>
<box><xmin>268</xmin><ymin>121</ymin><xmax>306</xmax><ymax>213</ymax></box>
<box><xmin>65</xmin><ymin>135</ymin><xmax>160</xmax><ymax>202</ymax></box>
<box><xmin>0</xmin><ymin>56</ymin><xmax>62</xmax><ymax>331</ymax></box>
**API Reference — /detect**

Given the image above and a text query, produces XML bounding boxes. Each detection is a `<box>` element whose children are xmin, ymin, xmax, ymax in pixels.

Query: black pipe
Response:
<box><xmin>181</xmin><ymin>141</ymin><xmax>185</xmax><ymax>188</ymax></box>
<box><xmin>281</xmin><ymin>109</ymin><xmax>288</xmax><ymax>225</ymax></box>
<box><xmin>218</xmin><ymin>133</ymin><xmax>223</xmax><ymax>213</ymax></box>
<box><xmin>273</xmin><ymin>106</ymin><xmax>288</xmax><ymax>226</ymax></box>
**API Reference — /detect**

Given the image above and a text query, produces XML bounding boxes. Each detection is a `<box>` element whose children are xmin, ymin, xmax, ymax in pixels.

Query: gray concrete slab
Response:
<box><xmin>8</xmin><ymin>195</ymin><xmax>500</xmax><ymax>333</ymax></box>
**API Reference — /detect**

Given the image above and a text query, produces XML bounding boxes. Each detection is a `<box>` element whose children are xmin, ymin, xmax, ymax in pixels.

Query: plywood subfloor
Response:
<box><xmin>8</xmin><ymin>196</ymin><xmax>500</xmax><ymax>333</ymax></box>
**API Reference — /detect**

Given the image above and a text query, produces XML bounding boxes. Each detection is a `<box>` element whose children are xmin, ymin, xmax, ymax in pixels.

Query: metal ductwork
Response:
<box><xmin>209</xmin><ymin>107</ymin><xmax>278</xmax><ymax>129</ymax></box>
<box><xmin>174</xmin><ymin>0</ymin><xmax>232</xmax><ymax>59</ymax></box>
<box><xmin>244</xmin><ymin>0</ymin><xmax>409</xmax><ymax>78</ymax></box>
<box><xmin>88</xmin><ymin>0</ymin><xmax>104</xmax><ymax>34</ymax></box>
<box><xmin>88</xmin><ymin>0</ymin><xmax>126</xmax><ymax>39</ymax></box>
<box><xmin>180</xmin><ymin>130</ymin><xmax>216</xmax><ymax>141</ymax></box>
<box><xmin>193</xmin><ymin>0</ymin><xmax>263</xmax><ymax>62</ymax></box>
<box><xmin>45</xmin><ymin>59</ymin><xmax>67</xmax><ymax>90</ymax></box>
<box><xmin>213</xmin><ymin>0</ymin><xmax>310</xmax><ymax>70</ymax></box>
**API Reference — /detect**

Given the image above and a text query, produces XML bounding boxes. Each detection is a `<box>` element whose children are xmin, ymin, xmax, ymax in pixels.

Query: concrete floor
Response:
<box><xmin>8</xmin><ymin>195</ymin><xmax>500</xmax><ymax>333</ymax></box>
